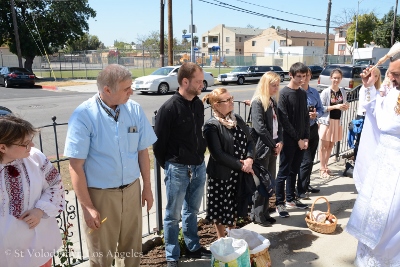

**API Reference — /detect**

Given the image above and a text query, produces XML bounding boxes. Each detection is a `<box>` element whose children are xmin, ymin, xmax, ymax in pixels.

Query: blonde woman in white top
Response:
<box><xmin>353</xmin><ymin>67</ymin><xmax>381</xmax><ymax>160</ymax></box>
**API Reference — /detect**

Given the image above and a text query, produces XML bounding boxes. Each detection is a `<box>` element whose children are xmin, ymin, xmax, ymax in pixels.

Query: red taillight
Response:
<box><xmin>318</xmin><ymin>77</ymin><xmax>320</xmax><ymax>84</ymax></box>
<box><xmin>349</xmin><ymin>80</ymin><xmax>354</xmax><ymax>88</ymax></box>
<box><xmin>8</xmin><ymin>73</ymin><xmax>17</xmax><ymax>78</ymax></box>
<box><xmin>29</xmin><ymin>75</ymin><xmax>35</xmax><ymax>79</ymax></box>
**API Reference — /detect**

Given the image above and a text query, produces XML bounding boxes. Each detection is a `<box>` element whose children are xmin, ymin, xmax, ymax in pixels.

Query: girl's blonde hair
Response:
<box><xmin>371</xmin><ymin>67</ymin><xmax>382</xmax><ymax>90</ymax></box>
<box><xmin>250</xmin><ymin>71</ymin><xmax>280</xmax><ymax>111</ymax></box>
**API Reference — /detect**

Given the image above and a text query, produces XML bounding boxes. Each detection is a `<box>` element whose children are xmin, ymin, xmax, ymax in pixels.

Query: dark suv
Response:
<box><xmin>317</xmin><ymin>64</ymin><xmax>364</xmax><ymax>91</ymax></box>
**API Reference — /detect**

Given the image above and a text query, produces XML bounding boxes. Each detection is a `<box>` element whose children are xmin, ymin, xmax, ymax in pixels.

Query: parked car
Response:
<box><xmin>0</xmin><ymin>67</ymin><xmax>36</xmax><ymax>88</ymax></box>
<box><xmin>317</xmin><ymin>64</ymin><xmax>365</xmax><ymax>91</ymax></box>
<box><xmin>308</xmin><ymin>65</ymin><xmax>323</xmax><ymax>79</ymax></box>
<box><xmin>0</xmin><ymin>106</ymin><xmax>12</xmax><ymax>116</ymax></box>
<box><xmin>217</xmin><ymin>65</ymin><xmax>288</xmax><ymax>85</ymax></box>
<box><xmin>378</xmin><ymin>66</ymin><xmax>388</xmax><ymax>81</ymax></box>
<box><xmin>132</xmin><ymin>66</ymin><xmax>214</xmax><ymax>94</ymax></box>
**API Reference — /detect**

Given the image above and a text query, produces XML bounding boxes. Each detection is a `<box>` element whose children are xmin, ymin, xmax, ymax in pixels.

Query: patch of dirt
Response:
<box><xmin>139</xmin><ymin>196</ymin><xmax>277</xmax><ymax>267</ymax></box>
<box><xmin>36</xmin><ymin>81</ymin><xmax>92</xmax><ymax>87</ymax></box>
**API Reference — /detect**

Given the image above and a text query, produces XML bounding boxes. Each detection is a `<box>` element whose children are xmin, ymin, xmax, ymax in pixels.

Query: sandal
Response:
<box><xmin>325</xmin><ymin>169</ymin><xmax>332</xmax><ymax>175</ymax></box>
<box><xmin>320</xmin><ymin>170</ymin><xmax>330</xmax><ymax>179</ymax></box>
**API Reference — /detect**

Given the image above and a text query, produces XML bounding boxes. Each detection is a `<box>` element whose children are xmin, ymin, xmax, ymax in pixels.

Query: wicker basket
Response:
<box><xmin>305</xmin><ymin>196</ymin><xmax>337</xmax><ymax>234</ymax></box>
<box><xmin>250</xmin><ymin>247</ymin><xmax>271</xmax><ymax>267</ymax></box>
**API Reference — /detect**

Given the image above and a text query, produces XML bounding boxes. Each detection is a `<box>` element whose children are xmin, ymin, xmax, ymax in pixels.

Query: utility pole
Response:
<box><xmin>160</xmin><ymin>0</ymin><xmax>165</xmax><ymax>67</ymax></box>
<box><xmin>392</xmin><ymin>0</ymin><xmax>398</xmax><ymax>46</ymax></box>
<box><xmin>324</xmin><ymin>0</ymin><xmax>332</xmax><ymax>66</ymax></box>
<box><xmin>10</xmin><ymin>0</ymin><xmax>23</xmax><ymax>67</ymax></box>
<box><xmin>168</xmin><ymin>0</ymin><xmax>173</xmax><ymax>66</ymax></box>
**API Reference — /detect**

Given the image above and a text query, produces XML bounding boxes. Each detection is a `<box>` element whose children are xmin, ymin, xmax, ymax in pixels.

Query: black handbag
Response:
<box><xmin>247</xmin><ymin>106</ymin><xmax>270</xmax><ymax>160</ymax></box>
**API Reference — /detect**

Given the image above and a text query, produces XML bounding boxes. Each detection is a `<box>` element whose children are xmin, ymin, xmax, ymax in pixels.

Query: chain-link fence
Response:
<box><xmin>2</xmin><ymin>48</ymin><xmax>333</xmax><ymax>79</ymax></box>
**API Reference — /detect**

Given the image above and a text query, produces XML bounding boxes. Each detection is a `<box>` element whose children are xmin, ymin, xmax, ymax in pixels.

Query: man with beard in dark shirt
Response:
<box><xmin>275</xmin><ymin>62</ymin><xmax>310</xmax><ymax>218</ymax></box>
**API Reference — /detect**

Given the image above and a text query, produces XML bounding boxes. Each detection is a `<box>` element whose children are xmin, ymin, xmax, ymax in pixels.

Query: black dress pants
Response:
<box><xmin>297</xmin><ymin>123</ymin><xmax>319</xmax><ymax>195</ymax></box>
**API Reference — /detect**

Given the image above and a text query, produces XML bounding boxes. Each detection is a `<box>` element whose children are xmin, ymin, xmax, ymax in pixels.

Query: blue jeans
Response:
<box><xmin>164</xmin><ymin>161</ymin><xmax>206</xmax><ymax>261</ymax></box>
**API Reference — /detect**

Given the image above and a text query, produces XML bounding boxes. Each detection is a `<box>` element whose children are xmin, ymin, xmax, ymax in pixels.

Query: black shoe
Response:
<box><xmin>265</xmin><ymin>217</ymin><xmax>276</xmax><ymax>224</ymax></box>
<box><xmin>298</xmin><ymin>192</ymin><xmax>310</xmax><ymax>199</ymax></box>
<box><xmin>308</xmin><ymin>186</ymin><xmax>320</xmax><ymax>193</ymax></box>
<box><xmin>167</xmin><ymin>261</ymin><xmax>179</xmax><ymax>267</ymax></box>
<box><xmin>253</xmin><ymin>220</ymin><xmax>272</xmax><ymax>227</ymax></box>
<box><xmin>184</xmin><ymin>246</ymin><xmax>211</xmax><ymax>259</ymax></box>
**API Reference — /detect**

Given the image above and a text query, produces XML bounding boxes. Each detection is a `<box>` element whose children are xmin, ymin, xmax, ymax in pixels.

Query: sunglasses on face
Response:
<box><xmin>217</xmin><ymin>96</ymin><xmax>234</xmax><ymax>103</ymax></box>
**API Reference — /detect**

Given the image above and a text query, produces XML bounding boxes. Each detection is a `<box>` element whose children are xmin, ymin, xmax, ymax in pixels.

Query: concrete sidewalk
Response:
<box><xmin>179</xmin><ymin>159</ymin><xmax>358</xmax><ymax>267</ymax></box>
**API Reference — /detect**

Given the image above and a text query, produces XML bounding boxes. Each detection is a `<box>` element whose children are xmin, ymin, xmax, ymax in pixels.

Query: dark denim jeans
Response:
<box><xmin>276</xmin><ymin>145</ymin><xmax>305</xmax><ymax>205</ymax></box>
<box><xmin>297</xmin><ymin>123</ymin><xmax>319</xmax><ymax>195</ymax></box>
<box><xmin>163</xmin><ymin>161</ymin><xmax>206</xmax><ymax>261</ymax></box>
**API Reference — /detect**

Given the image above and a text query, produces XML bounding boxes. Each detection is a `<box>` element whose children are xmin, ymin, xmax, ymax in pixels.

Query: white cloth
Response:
<box><xmin>0</xmin><ymin>147</ymin><xmax>65</xmax><ymax>267</ymax></box>
<box><xmin>353</xmin><ymin>89</ymin><xmax>380</xmax><ymax>192</ymax></box>
<box><xmin>346</xmin><ymin>89</ymin><xmax>400</xmax><ymax>266</ymax></box>
<box><xmin>357</xmin><ymin>85</ymin><xmax>378</xmax><ymax>116</ymax></box>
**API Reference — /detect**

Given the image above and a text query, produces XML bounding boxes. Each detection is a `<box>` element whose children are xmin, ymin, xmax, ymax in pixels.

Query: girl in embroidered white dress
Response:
<box><xmin>347</xmin><ymin>54</ymin><xmax>400</xmax><ymax>267</ymax></box>
<box><xmin>0</xmin><ymin>116</ymin><xmax>65</xmax><ymax>267</ymax></box>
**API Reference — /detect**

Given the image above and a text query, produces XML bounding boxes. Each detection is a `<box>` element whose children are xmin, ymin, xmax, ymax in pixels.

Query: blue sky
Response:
<box><xmin>87</xmin><ymin>0</ymin><xmax>397</xmax><ymax>46</ymax></box>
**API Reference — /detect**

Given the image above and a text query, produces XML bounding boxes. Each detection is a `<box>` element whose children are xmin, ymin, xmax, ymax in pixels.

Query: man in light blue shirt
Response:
<box><xmin>297</xmin><ymin>67</ymin><xmax>324</xmax><ymax>198</ymax></box>
<box><xmin>64</xmin><ymin>64</ymin><xmax>157</xmax><ymax>267</ymax></box>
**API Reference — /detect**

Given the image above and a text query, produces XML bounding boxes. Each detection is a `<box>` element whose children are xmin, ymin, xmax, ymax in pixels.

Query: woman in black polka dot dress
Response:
<box><xmin>203</xmin><ymin>88</ymin><xmax>255</xmax><ymax>239</ymax></box>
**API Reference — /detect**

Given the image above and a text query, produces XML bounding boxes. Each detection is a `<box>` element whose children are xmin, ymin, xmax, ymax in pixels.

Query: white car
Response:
<box><xmin>133</xmin><ymin>66</ymin><xmax>215</xmax><ymax>94</ymax></box>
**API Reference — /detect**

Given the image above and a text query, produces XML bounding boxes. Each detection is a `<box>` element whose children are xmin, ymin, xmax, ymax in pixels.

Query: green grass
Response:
<box><xmin>34</xmin><ymin>67</ymin><xmax>234</xmax><ymax>80</ymax></box>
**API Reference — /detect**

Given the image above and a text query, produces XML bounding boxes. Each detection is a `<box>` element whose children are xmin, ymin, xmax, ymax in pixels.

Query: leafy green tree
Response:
<box><xmin>113</xmin><ymin>40</ymin><xmax>133</xmax><ymax>50</ymax></box>
<box><xmin>373</xmin><ymin>8</ymin><xmax>400</xmax><ymax>48</ymax></box>
<box><xmin>0</xmin><ymin>0</ymin><xmax>95</xmax><ymax>70</ymax></box>
<box><xmin>346</xmin><ymin>12</ymin><xmax>379</xmax><ymax>48</ymax></box>
<box><xmin>67</xmin><ymin>33</ymin><xmax>104</xmax><ymax>52</ymax></box>
<box><xmin>137</xmin><ymin>31</ymin><xmax>179</xmax><ymax>51</ymax></box>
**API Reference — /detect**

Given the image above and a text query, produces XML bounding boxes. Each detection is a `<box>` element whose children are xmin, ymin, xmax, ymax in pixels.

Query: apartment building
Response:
<box><xmin>201</xmin><ymin>24</ymin><xmax>264</xmax><ymax>56</ymax></box>
<box><xmin>244</xmin><ymin>28</ymin><xmax>335</xmax><ymax>56</ymax></box>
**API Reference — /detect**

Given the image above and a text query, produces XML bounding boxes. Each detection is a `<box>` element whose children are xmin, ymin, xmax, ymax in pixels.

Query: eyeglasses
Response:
<box><xmin>12</xmin><ymin>136</ymin><xmax>34</xmax><ymax>150</ymax></box>
<box><xmin>217</xmin><ymin>96</ymin><xmax>234</xmax><ymax>103</ymax></box>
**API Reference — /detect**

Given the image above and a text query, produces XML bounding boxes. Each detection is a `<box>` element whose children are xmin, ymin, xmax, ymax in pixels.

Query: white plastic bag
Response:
<box><xmin>228</xmin><ymin>228</ymin><xmax>270</xmax><ymax>254</ymax></box>
<box><xmin>210</xmin><ymin>237</ymin><xmax>251</xmax><ymax>267</ymax></box>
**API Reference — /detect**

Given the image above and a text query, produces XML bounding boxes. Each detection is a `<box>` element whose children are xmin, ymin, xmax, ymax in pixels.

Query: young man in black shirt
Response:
<box><xmin>276</xmin><ymin>62</ymin><xmax>310</xmax><ymax>218</ymax></box>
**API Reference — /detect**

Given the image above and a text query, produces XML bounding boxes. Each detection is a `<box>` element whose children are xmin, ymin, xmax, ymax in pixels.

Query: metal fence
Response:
<box><xmin>37</xmin><ymin>92</ymin><xmax>358</xmax><ymax>265</ymax></box>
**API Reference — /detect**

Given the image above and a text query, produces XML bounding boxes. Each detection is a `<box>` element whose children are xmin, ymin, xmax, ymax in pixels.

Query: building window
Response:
<box><xmin>226</xmin><ymin>36</ymin><xmax>230</xmax><ymax>42</ymax></box>
<box><xmin>280</xmin><ymin>40</ymin><xmax>286</xmax><ymax>46</ymax></box>
<box><xmin>239</xmin><ymin>37</ymin><xmax>242</xmax><ymax>42</ymax></box>
<box><xmin>226</xmin><ymin>49</ymin><xmax>230</xmax><ymax>54</ymax></box>
<box><xmin>239</xmin><ymin>49</ymin><xmax>242</xmax><ymax>54</ymax></box>
<box><xmin>211</xmin><ymin>37</ymin><xmax>218</xmax><ymax>43</ymax></box>
<box><xmin>338</xmin><ymin>44</ymin><xmax>346</xmax><ymax>51</ymax></box>
<box><xmin>339</xmin><ymin>30</ymin><xmax>346</xmax><ymax>38</ymax></box>
<box><xmin>252</xmin><ymin>41</ymin><xmax>256</xmax><ymax>46</ymax></box>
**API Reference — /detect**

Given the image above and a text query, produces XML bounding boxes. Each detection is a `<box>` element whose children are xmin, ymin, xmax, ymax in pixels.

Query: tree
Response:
<box><xmin>346</xmin><ymin>12</ymin><xmax>379</xmax><ymax>49</ymax></box>
<box><xmin>113</xmin><ymin>40</ymin><xmax>132</xmax><ymax>50</ymax></box>
<box><xmin>67</xmin><ymin>33</ymin><xmax>103</xmax><ymax>52</ymax></box>
<box><xmin>0</xmin><ymin>0</ymin><xmax>96</xmax><ymax>71</ymax></box>
<box><xmin>373</xmin><ymin>8</ymin><xmax>400</xmax><ymax>48</ymax></box>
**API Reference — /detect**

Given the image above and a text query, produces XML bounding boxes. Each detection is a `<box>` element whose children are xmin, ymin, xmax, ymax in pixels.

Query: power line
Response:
<box><xmin>199</xmin><ymin>0</ymin><xmax>336</xmax><ymax>28</ymax></box>
<box><xmin>235</xmin><ymin>0</ymin><xmax>324</xmax><ymax>21</ymax></box>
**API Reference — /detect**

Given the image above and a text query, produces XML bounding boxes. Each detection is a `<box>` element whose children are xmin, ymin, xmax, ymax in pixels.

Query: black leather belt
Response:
<box><xmin>112</xmin><ymin>184</ymin><xmax>130</xmax><ymax>190</ymax></box>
